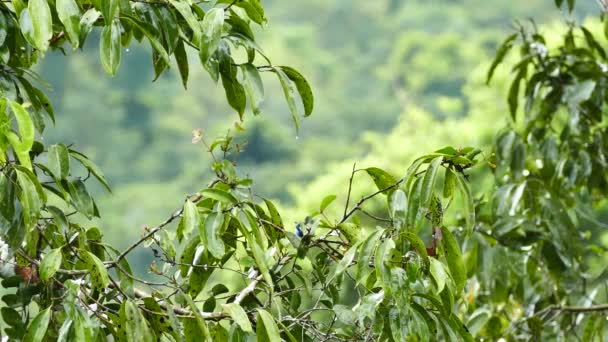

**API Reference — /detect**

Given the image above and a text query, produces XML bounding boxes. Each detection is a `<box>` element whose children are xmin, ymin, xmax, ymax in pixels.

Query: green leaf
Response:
<box><xmin>274</xmin><ymin>67</ymin><xmax>300</xmax><ymax>132</ymax></box>
<box><xmin>337</xmin><ymin>222</ymin><xmax>361</xmax><ymax>243</ymax></box>
<box><xmin>7</xmin><ymin>100</ymin><xmax>34</xmax><ymax>170</ymax></box>
<box><xmin>487</xmin><ymin>33</ymin><xmax>517</xmax><ymax>84</ymax></box>
<box><xmin>263</xmin><ymin>198</ymin><xmax>283</xmax><ymax>227</ymax></box>
<box><xmin>365</xmin><ymin>167</ymin><xmax>398</xmax><ymax>194</ymax></box>
<box><xmin>28</xmin><ymin>0</ymin><xmax>52</xmax><ymax>51</ymax></box>
<box><xmin>82</xmin><ymin>250</ymin><xmax>109</xmax><ymax>290</ymax></box>
<box><xmin>356</xmin><ymin>229</ymin><xmax>383</xmax><ymax>283</ymax></box>
<box><xmin>279</xmin><ymin>66</ymin><xmax>314</xmax><ymax>117</ymax></box>
<box><xmin>429</xmin><ymin>258</ymin><xmax>448</xmax><ymax>294</ymax></box>
<box><xmin>320</xmin><ymin>195</ymin><xmax>337</xmax><ymax>212</ymax></box>
<box><xmin>241</xmin><ymin>64</ymin><xmax>264</xmax><ymax>115</ymax></box>
<box><xmin>39</xmin><ymin>248</ymin><xmax>62</xmax><ymax>283</ymax></box>
<box><xmin>439</xmin><ymin>226</ymin><xmax>466</xmax><ymax>293</ymax></box>
<box><xmin>200</xmin><ymin>8</ymin><xmax>225</xmax><ymax>63</ymax></box>
<box><xmin>454</xmin><ymin>172</ymin><xmax>474</xmax><ymax>237</ymax></box>
<box><xmin>236</xmin><ymin>1</ymin><xmax>266</xmax><ymax>24</ymax></box>
<box><xmin>46</xmin><ymin>205</ymin><xmax>69</xmax><ymax>232</ymax></box>
<box><xmin>22</xmin><ymin>307</ymin><xmax>51</xmax><ymax>342</ymax></box>
<box><xmin>121</xmin><ymin>300</ymin><xmax>155</xmax><ymax>342</ymax></box>
<box><xmin>69</xmin><ymin>150</ymin><xmax>111</xmax><ymax>192</ymax></box>
<box><xmin>201</xmin><ymin>212</ymin><xmax>225</xmax><ymax>259</ymax></box>
<box><xmin>420</xmin><ymin>157</ymin><xmax>442</xmax><ymax>214</ymax></box>
<box><xmin>175</xmin><ymin>40</ymin><xmax>189</xmax><ymax>89</ymax></box>
<box><xmin>122</xmin><ymin>15</ymin><xmax>170</xmax><ymax>65</ymax></box>
<box><xmin>48</xmin><ymin>144</ymin><xmax>70</xmax><ymax>179</ymax></box>
<box><xmin>256</xmin><ymin>309</ymin><xmax>281</xmax><ymax>342</ymax></box>
<box><xmin>406</xmin><ymin>177</ymin><xmax>423</xmax><ymax>230</ymax></box>
<box><xmin>16</xmin><ymin>167</ymin><xmax>45</xmax><ymax>227</ymax></box>
<box><xmin>68</xmin><ymin>179</ymin><xmax>95</xmax><ymax>219</ymax></box>
<box><xmin>443</xmin><ymin>168</ymin><xmax>455</xmax><ymax>198</ymax></box>
<box><xmin>56</xmin><ymin>0</ymin><xmax>81</xmax><ymax>48</ymax></box>
<box><xmin>201</xmin><ymin>188</ymin><xmax>238</xmax><ymax>205</ymax></box>
<box><xmin>79</xmin><ymin>8</ymin><xmax>100</xmax><ymax>46</ymax></box>
<box><xmin>101</xmin><ymin>0</ymin><xmax>118</xmax><ymax>24</ymax></box>
<box><xmin>508</xmin><ymin>67</ymin><xmax>526</xmax><ymax>121</ymax></box>
<box><xmin>401</xmin><ymin>230</ymin><xmax>430</xmax><ymax>270</ymax></box>
<box><xmin>218</xmin><ymin>46</ymin><xmax>247</xmax><ymax>118</ymax></box>
<box><xmin>332</xmin><ymin>240</ymin><xmax>361</xmax><ymax>280</ymax></box>
<box><xmin>100</xmin><ymin>21</ymin><xmax>121</xmax><ymax>76</ymax></box>
<box><xmin>168</xmin><ymin>0</ymin><xmax>201</xmax><ymax>44</ymax></box>
<box><xmin>222</xmin><ymin>303</ymin><xmax>253</xmax><ymax>333</ymax></box>
<box><xmin>177</xmin><ymin>199</ymin><xmax>199</xmax><ymax>242</ymax></box>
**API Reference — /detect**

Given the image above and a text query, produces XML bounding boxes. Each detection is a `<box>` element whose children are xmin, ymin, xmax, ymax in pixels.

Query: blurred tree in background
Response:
<box><xmin>2</xmin><ymin>0</ymin><xmax>608</xmax><ymax>340</ymax></box>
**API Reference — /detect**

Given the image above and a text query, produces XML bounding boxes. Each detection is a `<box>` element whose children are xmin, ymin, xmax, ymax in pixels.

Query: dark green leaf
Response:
<box><xmin>274</xmin><ymin>67</ymin><xmax>300</xmax><ymax>132</ymax></box>
<box><xmin>47</xmin><ymin>144</ymin><xmax>70</xmax><ymax>179</ymax></box>
<box><xmin>256</xmin><ymin>309</ymin><xmax>280</xmax><ymax>342</ymax></box>
<box><xmin>279</xmin><ymin>66</ymin><xmax>314</xmax><ymax>117</ymax></box>
<box><xmin>223</xmin><ymin>303</ymin><xmax>253</xmax><ymax>333</ymax></box>
<box><xmin>56</xmin><ymin>0</ymin><xmax>81</xmax><ymax>48</ymax></box>
<box><xmin>241</xmin><ymin>64</ymin><xmax>264</xmax><ymax>115</ymax></box>
<box><xmin>68</xmin><ymin>179</ymin><xmax>95</xmax><ymax>219</ymax></box>
<box><xmin>177</xmin><ymin>199</ymin><xmax>199</xmax><ymax>242</ymax></box>
<box><xmin>22</xmin><ymin>307</ymin><xmax>51</xmax><ymax>342</ymax></box>
<box><xmin>39</xmin><ymin>248</ymin><xmax>62</xmax><ymax>283</ymax></box>
<box><xmin>200</xmin><ymin>8</ymin><xmax>224</xmax><ymax>63</ymax></box>
<box><xmin>100</xmin><ymin>21</ymin><xmax>121</xmax><ymax>76</ymax></box>
<box><xmin>69</xmin><ymin>150</ymin><xmax>111</xmax><ymax>192</ymax></box>
<box><xmin>487</xmin><ymin>33</ymin><xmax>517</xmax><ymax>84</ymax></box>
<box><xmin>174</xmin><ymin>40</ymin><xmax>189</xmax><ymax>89</ymax></box>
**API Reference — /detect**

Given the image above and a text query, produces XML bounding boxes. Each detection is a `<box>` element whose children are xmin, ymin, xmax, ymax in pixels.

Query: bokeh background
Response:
<box><xmin>38</xmin><ymin>0</ymin><xmax>599</xmax><ymax>269</ymax></box>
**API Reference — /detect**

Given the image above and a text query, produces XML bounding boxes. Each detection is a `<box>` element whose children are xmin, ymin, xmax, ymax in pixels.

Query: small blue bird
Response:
<box><xmin>295</xmin><ymin>223</ymin><xmax>304</xmax><ymax>238</ymax></box>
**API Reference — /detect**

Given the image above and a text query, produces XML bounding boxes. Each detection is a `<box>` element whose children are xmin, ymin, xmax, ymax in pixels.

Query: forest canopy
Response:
<box><xmin>0</xmin><ymin>0</ymin><xmax>608</xmax><ymax>340</ymax></box>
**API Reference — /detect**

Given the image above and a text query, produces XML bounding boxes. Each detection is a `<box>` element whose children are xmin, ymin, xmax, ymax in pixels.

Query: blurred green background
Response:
<box><xmin>38</xmin><ymin>0</ymin><xmax>598</xmax><ymax>268</ymax></box>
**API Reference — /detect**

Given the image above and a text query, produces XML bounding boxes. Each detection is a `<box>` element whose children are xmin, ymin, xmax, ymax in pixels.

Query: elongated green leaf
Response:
<box><xmin>401</xmin><ymin>230</ymin><xmax>429</xmax><ymax>270</ymax></box>
<box><xmin>69</xmin><ymin>150</ymin><xmax>111</xmax><ymax>192</ymax></box>
<box><xmin>439</xmin><ymin>226</ymin><xmax>466</xmax><ymax>293</ymax></box>
<box><xmin>443</xmin><ymin>167</ymin><xmax>455</xmax><ymax>198</ymax></box>
<box><xmin>56</xmin><ymin>0</ymin><xmax>81</xmax><ymax>48</ymax></box>
<box><xmin>177</xmin><ymin>199</ymin><xmax>199</xmax><ymax>242</ymax></box>
<box><xmin>29</xmin><ymin>0</ymin><xmax>52</xmax><ymax>51</ymax></box>
<box><xmin>100</xmin><ymin>21</ymin><xmax>121</xmax><ymax>76</ymax></box>
<box><xmin>16</xmin><ymin>167</ymin><xmax>45</xmax><ymax>227</ymax></box>
<box><xmin>101</xmin><ymin>0</ymin><xmax>118</xmax><ymax>25</ymax></box>
<box><xmin>7</xmin><ymin>100</ymin><xmax>34</xmax><ymax>170</ymax></box>
<box><xmin>175</xmin><ymin>40</ymin><xmax>189</xmax><ymax>89</ymax></box>
<box><xmin>201</xmin><ymin>188</ymin><xmax>238</xmax><ymax>205</ymax></box>
<box><xmin>356</xmin><ymin>229</ymin><xmax>384</xmax><ymax>283</ymax></box>
<box><xmin>257</xmin><ymin>309</ymin><xmax>280</xmax><ymax>342</ymax></box>
<box><xmin>420</xmin><ymin>157</ymin><xmax>442</xmax><ymax>214</ymax></box>
<box><xmin>375</xmin><ymin>239</ymin><xmax>395</xmax><ymax>296</ymax></box>
<box><xmin>263</xmin><ymin>198</ymin><xmax>283</xmax><ymax>227</ymax></box>
<box><xmin>508</xmin><ymin>68</ymin><xmax>525</xmax><ymax>121</ymax></box>
<box><xmin>223</xmin><ymin>303</ymin><xmax>253</xmax><ymax>333</ymax></box>
<box><xmin>200</xmin><ymin>8</ymin><xmax>224</xmax><ymax>63</ymax></box>
<box><xmin>447</xmin><ymin>314</ymin><xmax>474</xmax><ymax>342</ymax></box>
<box><xmin>365</xmin><ymin>167</ymin><xmax>398</xmax><ymax>194</ymax></box>
<box><xmin>320</xmin><ymin>195</ymin><xmax>337</xmax><ymax>212</ymax></box>
<box><xmin>486</xmin><ymin>33</ymin><xmax>517</xmax><ymax>84</ymax></box>
<box><xmin>236</xmin><ymin>1</ymin><xmax>266</xmax><ymax>24</ymax></box>
<box><xmin>46</xmin><ymin>205</ymin><xmax>69</xmax><ymax>232</ymax></box>
<box><xmin>40</xmin><ymin>248</ymin><xmax>62</xmax><ymax>283</ymax></box>
<box><xmin>168</xmin><ymin>0</ymin><xmax>201</xmax><ymax>43</ymax></box>
<box><xmin>218</xmin><ymin>46</ymin><xmax>247</xmax><ymax>118</ymax></box>
<box><xmin>23</xmin><ymin>307</ymin><xmax>51</xmax><ymax>342</ymax></box>
<box><xmin>430</xmin><ymin>258</ymin><xmax>448</xmax><ymax>294</ymax></box>
<box><xmin>68</xmin><ymin>179</ymin><xmax>95</xmax><ymax>219</ymax></box>
<box><xmin>406</xmin><ymin>177</ymin><xmax>423</xmax><ymax>230</ymax></box>
<box><xmin>82</xmin><ymin>250</ymin><xmax>109</xmax><ymax>290</ymax></box>
<box><xmin>48</xmin><ymin>144</ymin><xmax>70</xmax><ymax>179</ymax></box>
<box><xmin>279</xmin><ymin>66</ymin><xmax>314</xmax><ymax>116</ymax></box>
<box><xmin>201</xmin><ymin>212</ymin><xmax>225</xmax><ymax>259</ymax></box>
<box><xmin>454</xmin><ymin>172</ymin><xmax>474</xmax><ymax>237</ymax></box>
<box><xmin>121</xmin><ymin>300</ymin><xmax>155</xmax><ymax>342</ymax></box>
<box><xmin>242</xmin><ymin>64</ymin><xmax>264</xmax><ymax>115</ymax></box>
<box><xmin>333</xmin><ymin>241</ymin><xmax>361</xmax><ymax>280</ymax></box>
<box><xmin>122</xmin><ymin>15</ymin><xmax>170</xmax><ymax>65</ymax></box>
<box><xmin>274</xmin><ymin>67</ymin><xmax>300</xmax><ymax>132</ymax></box>
<box><xmin>79</xmin><ymin>9</ymin><xmax>100</xmax><ymax>46</ymax></box>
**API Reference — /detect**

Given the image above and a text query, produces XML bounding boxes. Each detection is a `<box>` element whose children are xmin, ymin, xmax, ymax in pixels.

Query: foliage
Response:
<box><xmin>1</xmin><ymin>0</ymin><xmax>608</xmax><ymax>341</ymax></box>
